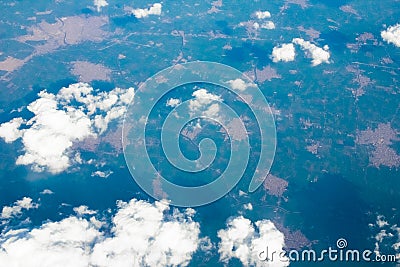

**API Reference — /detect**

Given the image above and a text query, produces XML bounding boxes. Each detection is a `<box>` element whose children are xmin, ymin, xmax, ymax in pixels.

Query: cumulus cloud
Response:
<box><xmin>190</xmin><ymin>89</ymin><xmax>221</xmax><ymax>109</ymax></box>
<box><xmin>166</xmin><ymin>98</ymin><xmax>181</xmax><ymax>107</ymax></box>
<box><xmin>255</xmin><ymin>11</ymin><xmax>271</xmax><ymax>19</ymax></box>
<box><xmin>272</xmin><ymin>43</ymin><xmax>296</xmax><ymax>62</ymax></box>
<box><xmin>0</xmin><ymin>117</ymin><xmax>24</xmax><ymax>143</ymax></box>
<box><xmin>15</xmin><ymin>91</ymin><xmax>94</xmax><ymax>173</ymax></box>
<box><xmin>243</xmin><ymin>203</ymin><xmax>253</xmax><ymax>211</ymax></box>
<box><xmin>239</xmin><ymin>9</ymin><xmax>275</xmax><ymax>34</ymax></box>
<box><xmin>189</xmin><ymin>88</ymin><xmax>222</xmax><ymax>118</ymax></box>
<box><xmin>91</xmin><ymin>200</ymin><xmax>200</xmax><ymax>267</ymax></box>
<box><xmin>0</xmin><ymin>216</ymin><xmax>102</xmax><ymax>266</ymax></box>
<box><xmin>73</xmin><ymin>205</ymin><xmax>97</xmax><ymax>216</ymax></box>
<box><xmin>370</xmin><ymin>215</ymin><xmax>400</xmax><ymax>261</ymax></box>
<box><xmin>226</xmin><ymin>78</ymin><xmax>256</xmax><ymax>91</ymax></box>
<box><xmin>217</xmin><ymin>216</ymin><xmax>289</xmax><ymax>267</ymax></box>
<box><xmin>132</xmin><ymin>3</ymin><xmax>162</xmax><ymax>18</ymax></box>
<box><xmin>40</xmin><ymin>189</ymin><xmax>54</xmax><ymax>195</ymax></box>
<box><xmin>94</xmin><ymin>0</ymin><xmax>108</xmax><ymax>12</ymax></box>
<box><xmin>252</xmin><ymin>10</ymin><xmax>275</xmax><ymax>30</ymax></box>
<box><xmin>1</xmin><ymin>197</ymin><xmax>39</xmax><ymax>219</ymax></box>
<box><xmin>260</xmin><ymin>21</ymin><xmax>276</xmax><ymax>30</ymax></box>
<box><xmin>0</xmin><ymin>199</ymin><xmax>202</xmax><ymax>267</ymax></box>
<box><xmin>381</xmin><ymin>24</ymin><xmax>400</xmax><ymax>47</ymax></box>
<box><xmin>376</xmin><ymin>215</ymin><xmax>389</xmax><ymax>228</ymax></box>
<box><xmin>91</xmin><ymin>170</ymin><xmax>113</xmax><ymax>178</ymax></box>
<box><xmin>0</xmin><ymin>83</ymin><xmax>134</xmax><ymax>174</ymax></box>
<box><xmin>292</xmin><ymin>38</ymin><xmax>330</xmax><ymax>66</ymax></box>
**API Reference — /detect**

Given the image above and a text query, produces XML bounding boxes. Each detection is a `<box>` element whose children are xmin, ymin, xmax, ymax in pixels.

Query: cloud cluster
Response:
<box><xmin>226</xmin><ymin>78</ymin><xmax>256</xmax><ymax>91</ymax></box>
<box><xmin>91</xmin><ymin>170</ymin><xmax>113</xmax><ymax>179</ymax></box>
<box><xmin>94</xmin><ymin>0</ymin><xmax>108</xmax><ymax>12</ymax></box>
<box><xmin>292</xmin><ymin>38</ymin><xmax>330</xmax><ymax>66</ymax></box>
<box><xmin>189</xmin><ymin>88</ymin><xmax>222</xmax><ymax>118</ymax></box>
<box><xmin>272</xmin><ymin>43</ymin><xmax>296</xmax><ymax>63</ymax></box>
<box><xmin>255</xmin><ymin>11</ymin><xmax>271</xmax><ymax>19</ymax></box>
<box><xmin>73</xmin><ymin>205</ymin><xmax>97</xmax><ymax>216</ymax></box>
<box><xmin>240</xmin><ymin>10</ymin><xmax>276</xmax><ymax>33</ymax></box>
<box><xmin>271</xmin><ymin>39</ymin><xmax>330</xmax><ymax>66</ymax></box>
<box><xmin>369</xmin><ymin>215</ymin><xmax>400</xmax><ymax>261</ymax></box>
<box><xmin>0</xmin><ymin>83</ymin><xmax>134</xmax><ymax>174</ymax></box>
<box><xmin>40</xmin><ymin>189</ymin><xmax>54</xmax><ymax>195</ymax></box>
<box><xmin>0</xmin><ymin>216</ymin><xmax>103</xmax><ymax>266</ymax></box>
<box><xmin>1</xmin><ymin>197</ymin><xmax>39</xmax><ymax>219</ymax></box>
<box><xmin>217</xmin><ymin>216</ymin><xmax>288</xmax><ymax>266</ymax></box>
<box><xmin>132</xmin><ymin>3</ymin><xmax>162</xmax><ymax>18</ymax></box>
<box><xmin>0</xmin><ymin>199</ymin><xmax>202</xmax><ymax>267</ymax></box>
<box><xmin>253</xmin><ymin>10</ymin><xmax>275</xmax><ymax>30</ymax></box>
<box><xmin>166</xmin><ymin>98</ymin><xmax>181</xmax><ymax>108</ymax></box>
<box><xmin>0</xmin><ymin>117</ymin><xmax>24</xmax><ymax>143</ymax></box>
<box><xmin>260</xmin><ymin>21</ymin><xmax>276</xmax><ymax>30</ymax></box>
<box><xmin>381</xmin><ymin>24</ymin><xmax>400</xmax><ymax>47</ymax></box>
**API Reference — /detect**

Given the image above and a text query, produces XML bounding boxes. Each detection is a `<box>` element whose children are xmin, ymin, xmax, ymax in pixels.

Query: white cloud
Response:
<box><xmin>0</xmin><ymin>117</ymin><xmax>24</xmax><ymax>143</ymax></box>
<box><xmin>376</xmin><ymin>215</ymin><xmax>389</xmax><ymax>228</ymax></box>
<box><xmin>255</xmin><ymin>11</ymin><xmax>271</xmax><ymax>19</ymax></box>
<box><xmin>1</xmin><ymin>197</ymin><xmax>39</xmax><ymax>219</ymax></box>
<box><xmin>190</xmin><ymin>89</ymin><xmax>221</xmax><ymax>109</ymax></box>
<box><xmin>261</xmin><ymin>21</ymin><xmax>275</xmax><ymax>30</ymax></box>
<box><xmin>132</xmin><ymin>3</ymin><xmax>162</xmax><ymax>18</ymax></box>
<box><xmin>189</xmin><ymin>88</ymin><xmax>222</xmax><ymax>118</ymax></box>
<box><xmin>94</xmin><ymin>0</ymin><xmax>108</xmax><ymax>12</ymax></box>
<box><xmin>217</xmin><ymin>216</ymin><xmax>289</xmax><ymax>267</ymax></box>
<box><xmin>0</xmin><ymin>198</ymin><xmax>202</xmax><ymax>267</ymax></box>
<box><xmin>40</xmin><ymin>189</ymin><xmax>54</xmax><ymax>195</ymax></box>
<box><xmin>91</xmin><ymin>199</ymin><xmax>201</xmax><ymax>267</ymax></box>
<box><xmin>252</xmin><ymin>10</ymin><xmax>275</xmax><ymax>30</ymax></box>
<box><xmin>239</xmin><ymin>190</ymin><xmax>247</xmax><ymax>196</ymax></box>
<box><xmin>370</xmin><ymin>215</ymin><xmax>400</xmax><ymax>261</ymax></box>
<box><xmin>0</xmin><ymin>83</ymin><xmax>134</xmax><ymax>174</ymax></box>
<box><xmin>73</xmin><ymin>205</ymin><xmax>97</xmax><ymax>216</ymax></box>
<box><xmin>166</xmin><ymin>98</ymin><xmax>181</xmax><ymax>107</ymax></box>
<box><xmin>202</xmin><ymin>103</ymin><xmax>220</xmax><ymax>117</ymax></box>
<box><xmin>381</xmin><ymin>24</ymin><xmax>400</xmax><ymax>47</ymax></box>
<box><xmin>0</xmin><ymin>216</ymin><xmax>102</xmax><ymax>266</ymax></box>
<box><xmin>292</xmin><ymin>38</ymin><xmax>330</xmax><ymax>66</ymax></box>
<box><xmin>226</xmin><ymin>78</ymin><xmax>256</xmax><ymax>91</ymax></box>
<box><xmin>91</xmin><ymin>170</ymin><xmax>113</xmax><ymax>178</ymax></box>
<box><xmin>15</xmin><ymin>91</ymin><xmax>94</xmax><ymax>173</ymax></box>
<box><xmin>243</xmin><ymin>203</ymin><xmax>253</xmax><ymax>211</ymax></box>
<box><xmin>272</xmin><ymin>43</ymin><xmax>296</xmax><ymax>62</ymax></box>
